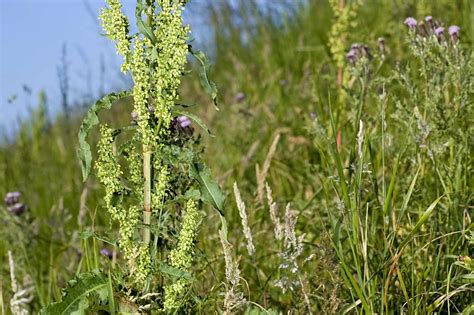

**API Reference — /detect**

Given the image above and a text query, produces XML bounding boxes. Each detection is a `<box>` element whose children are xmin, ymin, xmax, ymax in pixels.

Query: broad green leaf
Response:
<box><xmin>189</xmin><ymin>162</ymin><xmax>225</xmax><ymax>216</ymax></box>
<box><xmin>174</xmin><ymin>109</ymin><xmax>214</xmax><ymax>136</ymax></box>
<box><xmin>41</xmin><ymin>271</ymin><xmax>108</xmax><ymax>315</ymax></box>
<box><xmin>189</xmin><ymin>46</ymin><xmax>219</xmax><ymax>110</ymax></box>
<box><xmin>135</xmin><ymin>0</ymin><xmax>157</xmax><ymax>43</ymax></box>
<box><xmin>77</xmin><ymin>91</ymin><xmax>129</xmax><ymax>181</ymax></box>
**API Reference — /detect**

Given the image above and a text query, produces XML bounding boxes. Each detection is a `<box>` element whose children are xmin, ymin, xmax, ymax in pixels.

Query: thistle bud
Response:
<box><xmin>404</xmin><ymin>17</ymin><xmax>417</xmax><ymax>30</ymax></box>
<box><xmin>100</xmin><ymin>248</ymin><xmax>113</xmax><ymax>259</ymax></box>
<box><xmin>4</xmin><ymin>191</ymin><xmax>21</xmax><ymax>206</ymax></box>
<box><xmin>434</xmin><ymin>26</ymin><xmax>444</xmax><ymax>39</ymax></box>
<box><xmin>448</xmin><ymin>25</ymin><xmax>460</xmax><ymax>43</ymax></box>
<box><xmin>235</xmin><ymin>92</ymin><xmax>246</xmax><ymax>103</ymax></box>
<box><xmin>377</xmin><ymin>37</ymin><xmax>385</xmax><ymax>55</ymax></box>
<box><xmin>8</xmin><ymin>203</ymin><xmax>27</xmax><ymax>216</ymax></box>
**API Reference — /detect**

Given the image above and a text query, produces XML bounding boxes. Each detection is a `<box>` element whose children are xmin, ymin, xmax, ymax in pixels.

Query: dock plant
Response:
<box><xmin>42</xmin><ymin>0</ymin><xmax>225</xmax><ymax>313</ymax></box>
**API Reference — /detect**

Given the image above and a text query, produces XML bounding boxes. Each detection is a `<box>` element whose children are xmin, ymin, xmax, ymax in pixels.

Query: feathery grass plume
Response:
<box><xmin>99</xmin><ymin>0</ymin><xmax>130</xmax><ymax>72</ymax></box>
<box><xmin>265</xmin><ymin>182</ymin><xmax>283</xmax><ymax>240</ymax></box>
<box><xmin>8</xmin><ymin>251</ymin><xmax>34</xmax><ymax>315</ymax></box>
<box><xmin>274</xmin><ymin>204</ymin><xmax>305</xmax><ymax>293</ymax></box>
<box><xmin>219</xmin><ymin>230</ymin><xmax>246</xmax><ymax>314</ymax></box>
<box><xmin>233</xmin><ymin>182</ymin><xmax>255</xmax><ymax>256</ymax></box>
<box><xmin>164</xmin><ymin>199</ymin><xmax>203</xmax><ymax>312</ymax></box>
<box><xmin>256</xmin><ymin>132</ymin><xmax>280</xmax><ymax>203</ymax></box>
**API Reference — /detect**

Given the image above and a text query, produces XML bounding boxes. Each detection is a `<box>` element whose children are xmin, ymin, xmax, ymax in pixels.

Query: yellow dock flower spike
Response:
<box><xmin>99</xmin><ymin>0</ymin><xmax>131</xmax><ymax>72</ymax></box>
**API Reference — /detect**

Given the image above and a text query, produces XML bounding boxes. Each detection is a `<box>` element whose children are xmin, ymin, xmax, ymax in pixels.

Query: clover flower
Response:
<box><xmin>404</xmin><ymin>17</ymin><xmax>418</xmax><ymax>29</ymax></box>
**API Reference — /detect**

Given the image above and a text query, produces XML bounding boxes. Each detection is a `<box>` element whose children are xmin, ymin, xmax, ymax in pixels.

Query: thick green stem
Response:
<box><xmin>143</xmin><ymin>150</ymin><xmax>152</xmax><ymax>244</ymax></box>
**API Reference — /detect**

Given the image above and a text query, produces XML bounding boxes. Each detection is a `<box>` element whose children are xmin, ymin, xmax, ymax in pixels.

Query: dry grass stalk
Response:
<box><xmin>256</xmin><ymin>133</ymin><xmax>281</xmax><ymax>203</ymax></box>
<box><xmin>233</xmin><ymin>182</ymin><xmax>255</xmax><ymax>256</ymax></box>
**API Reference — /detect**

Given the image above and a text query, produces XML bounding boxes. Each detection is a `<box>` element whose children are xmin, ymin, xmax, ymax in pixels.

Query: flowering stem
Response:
<box><xmin>143</xmin><ymin>150</ymin><xmax>152</xmax><ymax>244</ymax></box>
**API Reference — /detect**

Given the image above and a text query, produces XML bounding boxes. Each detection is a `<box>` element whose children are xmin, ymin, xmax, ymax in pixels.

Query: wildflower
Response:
<box><xmin>346</xmin><ymin>49</ymin><xmax>357</xmax><ymax>64</ymax></box>
<box><xmin>176</xmin><ymin>116</ymin><xmax>191</xmax><ymax>128</ymax></box>
<box><xmin>434</xmin><ymin>27</ymin><xmax>444</xmax><ymax>38</ymax></box>
<box><xmin>100</xmin><ymin>248</ymin><xmax>113</xmax><ymax>259</ymax></box>
<box><xmin>235</xmin><ymin>92</ymin><xmax>246</xmax><ymax>103</ymax></box>
<box><xmin>377</xmin><ymin>37</ymin><xmax>385</xmax><ymax>54</ymax></box>
<box><xmin>9</xmin><ymin>203</ymin><xmax>27</xmax><ymax>216</ymax></box>
<box><xmin>448</xmin><ymin>25</ymin><xmax>460</xmax><ymax>43</ymax></box>
<box><xmin>279</xmin><ymin>79</ymin><xmax>287</xmax><ymax>86</ymax></box>
<box><xmin>147</xmin><ymin>105</ymin><xmax>155</xmax><ymax>114</ymax></box>
<box><xmin>4</xmin><ymin>191</ymin><xmax>21</xmax><ymax>206</ymax></box>
<box><xmin>404</xmin><ymin>17</ymin><xmax>417</xmax><ymax>29</ymax></box>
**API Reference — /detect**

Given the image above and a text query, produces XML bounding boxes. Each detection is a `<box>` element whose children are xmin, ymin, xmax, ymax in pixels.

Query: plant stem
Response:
<box><xmin>143</xmin><ymin>150</ymin><xmax>152</xmax><ymax>244</ymax></box>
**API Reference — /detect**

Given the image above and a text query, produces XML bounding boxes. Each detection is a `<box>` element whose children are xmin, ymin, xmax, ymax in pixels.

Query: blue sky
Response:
<box><xmin>0</xmin><ymin>0</ymin><xmax>209</xmax><ymax>133</ymax></box>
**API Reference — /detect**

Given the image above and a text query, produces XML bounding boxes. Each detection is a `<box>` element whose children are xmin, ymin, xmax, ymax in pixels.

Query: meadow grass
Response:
<box><xmin>1</xmin><ymin>0</ymin><xmax>473</xmax><ymax>313</ymax></box>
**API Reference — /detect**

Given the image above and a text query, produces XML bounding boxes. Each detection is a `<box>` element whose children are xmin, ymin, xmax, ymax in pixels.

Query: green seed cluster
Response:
<box><xmin>164</xmin><ymin>199</ymin><xmax>202</xmax><ymax>311</ymax></box>
<box><xmin>130</xmin><ymin>38</ymin><xmax>153</xmax><ymax>147</ymax></box>
<box><xmin>152</xmin><ymin>0</ymin><xmax>190</xmax><ymax>129</ymax></box>
<box><xmin>328</xmin><ymin>0</ymin><xmax>360</xmax><ymax>69</ymax></box>
<box><xmin>96</xmin><ymin>127</ymin><xmax>144</xmax><ymax>280</ymax></box>
<box><xmin>99</xmin><ymin>0</ymin><xmax>130</xmax><ymax>72</ymax></box>
<box><xmin>96</xmin><ymin>125</ymin><xmax>123</xmax><ymax>220</ymax></box>
<box><xmin>152</xmin><ymin>164</ymin><xmax>169</xmax><ymax>211</ymax></box>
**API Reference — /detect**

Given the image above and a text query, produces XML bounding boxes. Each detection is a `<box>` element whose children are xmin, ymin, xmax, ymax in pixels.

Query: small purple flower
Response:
<box><xmin>235</xmin><ymin>92</ymin><xmax>246</xmax><ymax>103</ymax></box>
<box><xmin>434</xmin><ymin>26</ymin><xmax>444</xmax><ymax>38</ymax></box>
<box><xmin>346</xmin><ymin>49</ymin><xmax>357</xmax><ymax>64</ymax></box>
<box><xmin>425</xmin><ymin>16</ymin><xmax>433</xmax><ymax>23</ymax></box>
<box><xmin>100</xmin><ymin>248</ymin><xmax>113</xmax><ymax>259</ymax></box>
<box><xmin>4</xmin><ymin>191</ymin><xmax>21</xmax><ymax>206</ymax></box>
<box><xmin>448</xmin><ymin>25</ymin><xmax>460</xmax><ymax>43</ymax></box>
<box><xmin>177</xmin><ymin>116</ymin><xmax>191</xmax><ymax>128</ymax></box>
<box><xmin>148</xmin><ymin>106</ymin><xmax>155</xmax><ymax>114</ymax></box>
<box><xmin>404</xmin><ymin>17</ymin><xmax>418</xmax><ymax>29</ymax></box>
<box><xmin>279</xmin><ymin>79</ymin><xmax>287</xmax><ymax>87</ymax></box>
<box><xmin>8</xmin><ymin>203</ymin><xmax>27</xmax><ymax>216</ymax></box>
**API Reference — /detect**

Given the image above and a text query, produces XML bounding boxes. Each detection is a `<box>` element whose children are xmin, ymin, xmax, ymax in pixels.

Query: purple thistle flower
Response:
<box><xmin>404</xmin><ymin>17</ymin><xmax>418</xmax><ymax>29</ymax></box>
<box><xmin>8</xmin><ymin>203</ymin><xmax>27</xmax><ymax>216</ymax></box>
<box><xmin>346</xmin><ymin>49</ymin><xmax>357</xmax><ymax>64</ymax></box>
<box><xmin>177</xmin><ymin>116</ymin><xmax>191</xmax><ymax>128</ymax></box>
<box><xmin>448</xmin><ymin>25</ymin><xmax>460</xmax><ymax>43</ymax></box>
<box><xmin>100</xmin><ymin>248</ymin><xmax>113</xmax><ymax>259</ymax></box>
<box><xmin>434</xmin><ymin>26</ymin><xmax>444</xmax><ymax>38</ymax></box>
<box><xmin>235</xmin><ymin>92</ymin><xmax>246</xmax><ymax>103</ymax></box>
<box><xmin>4</xmin><ymin>191</ymin><xmax>21</xmax><ymax>206</ymax></box>
<box><xmin>425</xmin><ymin>16</ymin><xmax>433</xmax><ymax>23</ymax></box>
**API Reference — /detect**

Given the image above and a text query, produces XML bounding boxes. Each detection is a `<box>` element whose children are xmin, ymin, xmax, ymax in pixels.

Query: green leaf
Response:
<box><xmin>135</xmin><ymin>0</ymin><xmax>157</xmax><ymax>43</ymax></box>
<box><xmin>189</xmin><ymin>162</ymin><xmax>225</xmax><ymax>216</ymax></box>
<box><xmin>189</xmin><ymin>46</ymin><xmax>219</xmax><ymax>110</ymax></box>
<box><xmin>41</xmin><ymin>271</ymin><xmax>108</xmax><ymax>315</ymax></box>
<box><xmin>398</xmin><ymin>195</ymin><xmax>444</xmax><ymax>250</ymax></box>
<box><xmin>77</xmin><ymin>91</ymin><xmax>129</xmax><ymax>181</ymax></box>
<box><xmin>174</xmin><ymin>109</ymin><xmax>214</xmax><ymax>136</ymax></box>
